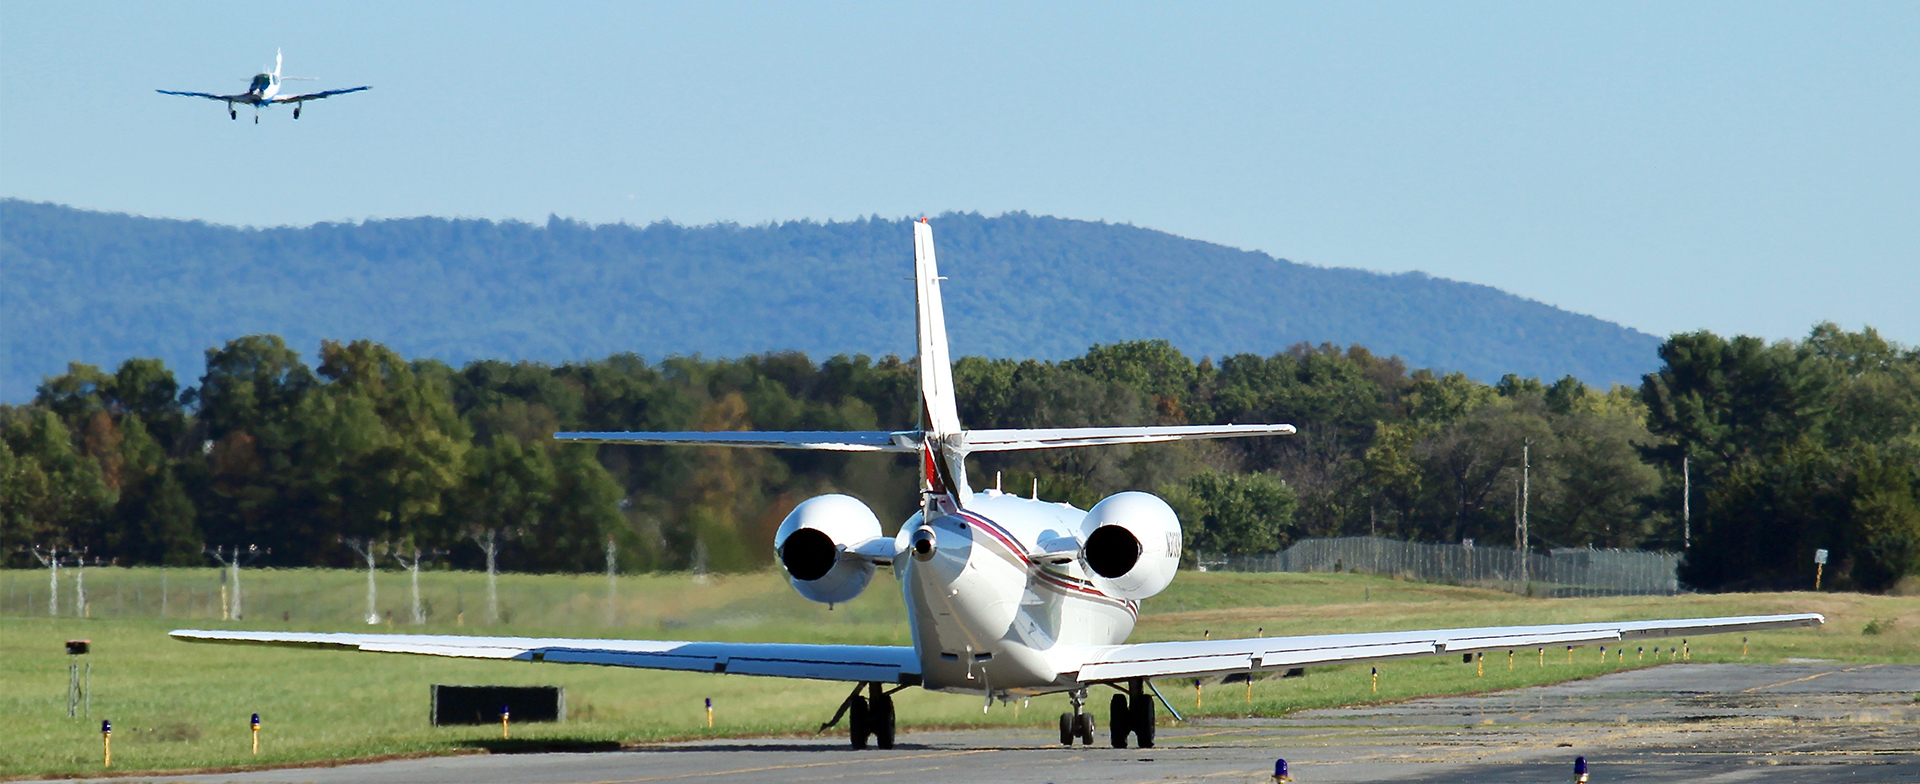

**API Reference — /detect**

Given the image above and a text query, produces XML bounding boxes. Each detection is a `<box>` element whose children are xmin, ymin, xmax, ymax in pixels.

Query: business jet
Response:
<box><xmin>174</xmin><ymin>219</ymin><xmax>1824</xmax><ymax>750</ymax></box>
<box><xmin>157</xmin><ymin>50</ymin><xmax>369</xmax><ymax>123</ymax></box>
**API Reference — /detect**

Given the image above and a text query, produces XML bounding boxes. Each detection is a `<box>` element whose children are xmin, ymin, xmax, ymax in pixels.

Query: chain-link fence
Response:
<box><xmin>1201</xmin><ymin>536</ymin><xmax>1682</xmax><ymax>597</ymax></box>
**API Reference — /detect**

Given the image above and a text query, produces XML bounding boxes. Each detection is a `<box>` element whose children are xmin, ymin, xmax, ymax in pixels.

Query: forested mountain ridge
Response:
<box><xmin>1</xmin><ymin>199</ymin><xmax>1662</xmax><ymax>401</ymax></box>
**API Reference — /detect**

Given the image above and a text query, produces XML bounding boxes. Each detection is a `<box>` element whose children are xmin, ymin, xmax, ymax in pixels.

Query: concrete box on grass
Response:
<box><xmin>431</xmin><ymin>685</ymin><xmax>565</xmax><ymax>726</ymax></box>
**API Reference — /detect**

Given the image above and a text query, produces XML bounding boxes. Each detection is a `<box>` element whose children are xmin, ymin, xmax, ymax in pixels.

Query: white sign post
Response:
<box><xmin>1813</xmin><ymin>549</ymin><xmax>1829</xmax><ymax>590</ymax></box>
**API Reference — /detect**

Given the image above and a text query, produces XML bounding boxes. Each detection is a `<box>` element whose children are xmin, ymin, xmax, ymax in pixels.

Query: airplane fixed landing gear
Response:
<box><xmin>293</xmin><ymin>105</ymin><xmax>301</xmax><ymax>119</ymax></box>
<box><xmin>1058</xmin><ymin>689</ymin><xmax>1095</xmax><ymax>746</ymax></box>
<box><xmin>823</xmin><ymin>682</ymin><xmax>896</xmax><ymax>749</ymax></box>
<box><xmin>229</xmin><ymin>108</ymin><xmax>237</xmax><ymax>120</ymax></box>
<box><xmin>1109</xmin><ymin>679</ymin><xmax>1156</xmax><ymax>748</ymax></box>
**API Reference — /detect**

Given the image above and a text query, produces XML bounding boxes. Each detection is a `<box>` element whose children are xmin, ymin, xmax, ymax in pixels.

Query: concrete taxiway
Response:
<box><xmin>62</xmin><ymin>663</ymin><xmax>1920</xmax><ymax>783</ymax></box>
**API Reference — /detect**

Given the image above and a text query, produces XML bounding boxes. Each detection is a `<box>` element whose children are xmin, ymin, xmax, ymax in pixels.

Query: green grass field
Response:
<box><xmin>1</xmin><ymin>567</ymin><xmax>1910</xmax><ymax>779</ymax></box>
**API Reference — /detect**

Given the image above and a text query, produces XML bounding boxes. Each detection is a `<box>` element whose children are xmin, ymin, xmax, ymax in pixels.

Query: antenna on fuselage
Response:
<box><xmin>995</xmin><ymin>471</ymin><xmax>1002</xmax><ymax>493</ymax></box>
<box><xmin>1031</xmin><ymin>477</ymin><xmax>1039</xmax><ymax>500</ymax></box>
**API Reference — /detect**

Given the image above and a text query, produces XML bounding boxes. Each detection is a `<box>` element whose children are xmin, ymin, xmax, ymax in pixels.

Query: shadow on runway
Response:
<box><xmin>455</xmin><ymin>738</ymin><xmax>625</xmax><ymax>754</ymax></box>
<box><xmin>627</xmin><ymin>742</ymin><xmax>947</xmax><ymax>754</ymax></box>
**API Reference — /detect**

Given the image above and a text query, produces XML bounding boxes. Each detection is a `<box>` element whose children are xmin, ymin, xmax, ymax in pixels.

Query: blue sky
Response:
<box><xmin>4</xmin><ymin>2</ymin><xmax>1916</xmax><ymax>345</ymax></box>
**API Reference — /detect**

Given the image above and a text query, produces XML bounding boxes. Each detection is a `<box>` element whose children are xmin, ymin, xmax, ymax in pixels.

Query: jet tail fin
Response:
<box><xmin>913</xmin><ymin>218</ymin><xmax>971</xmax><ymax>506</ymax></box>
<box><xmin>913</xmin><ymin>218</ymin><xmax>961</xmax><ymax>438</ymax></box>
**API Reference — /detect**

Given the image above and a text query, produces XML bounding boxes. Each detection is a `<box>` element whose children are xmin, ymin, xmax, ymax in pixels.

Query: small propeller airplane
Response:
<box><xmin>173</xmin><ymin>219</ymin><xmax>1824</xmax><ymax>750</ymax></box>
<box><xmin>157</xmin><ymin>49</ymin><xmax>369</xmax><ymax>123</ymax></box>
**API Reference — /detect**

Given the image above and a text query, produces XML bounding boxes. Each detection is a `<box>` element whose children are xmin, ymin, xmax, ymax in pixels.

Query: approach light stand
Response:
<box><xmin>605</xmin><ymin>536</ymin><xmax>620</xmax><ymax>626</ymax></box>
<box><xmin>65</xmin><ymin>639</ymin><xmax>92</xmax><ymax>718</ymax></box>
<box><xmin>71</xmin><ymin>551</ymin><xmax>98</xmax><ymax>618</ymax></box>
<box><xmin>27</xmin><ymin>544</ymin><xmax>62</xmax><ymax>617</ymax></box>
<box><xmin>463</xmin><ymin>527</ymin><xmax>520</xmax><ymax>625</ymax></box>
<box><xmin>390</xmin><ymin>544</ymin><xmax>445</xmax><ymax>625</ymax></box>
<box><xmin>341</xmin><ymin>537</ymin><xmax>387</xmax><ymax>624</ymax></box>
<box><xmin>205</xmin><ymin>545</ymin><xmax>269</xmax><ymax>621</ymax></box>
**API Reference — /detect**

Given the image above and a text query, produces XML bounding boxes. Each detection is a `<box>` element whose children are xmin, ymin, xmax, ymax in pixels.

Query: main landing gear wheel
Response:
<box><xmin>843</xmin><ymin>683</ymin><xmax>895</xmax><ymax>750</ymax></box>
<box><xmin>848</xmin><ymin>696</ymin><xmax>870</xmax><ymax>749</ymax></box>
<box><xmin>1109</xmin><ymin>680</ymin><xmax>1155</xmax><ymax>749</ymax></box>
<box><xmin>293</xmin><ymin>106</ymin><xmax>301</xmax><ymax>119</ymax></box>
<box><xmin>229</xmin><ymin>109</ymin><xmax>237</xmax><ymax>120</ymax></box>
<box><xmin>1130</xmin><ymin>692</ymin><xmax>1156</xmax><ymax>748</ymax></box>
<box><xmin>871</xmin><ymin>690</ymin><xmax>896</xmax><ymax>749</ymax></box>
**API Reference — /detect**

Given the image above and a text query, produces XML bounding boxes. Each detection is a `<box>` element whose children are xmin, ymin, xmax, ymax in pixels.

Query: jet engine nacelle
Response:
<box><xmin>1079</xmin><ymin>491</ymin><xmax>1182</xmax><ymax>601</ymax></box>
<box><xmin>773</xmin><ymin>494</ymin><xmax>885</xmax><ymax>605</ymax></box>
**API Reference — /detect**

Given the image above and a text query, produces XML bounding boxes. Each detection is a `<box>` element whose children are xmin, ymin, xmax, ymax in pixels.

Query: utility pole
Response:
<box><xmin>1682</xmin><ymin>455</ymin><xmax>1691</xmax><ymax>549</ymax></box>
<box><xmin>1520</xmin><ymin>439</ymin><xmax>1531</xmax><ymax>585</ymax></box>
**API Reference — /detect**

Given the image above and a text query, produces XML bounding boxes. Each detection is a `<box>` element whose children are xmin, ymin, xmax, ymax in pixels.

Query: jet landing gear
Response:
<box><xmin>1109</xmin><ymin>679</ymin><xmax>1156</xmax><ymax>749</ymax></box>
<box><xmin>822</xmin><ymin>682</ymin><xmax>897</xmax><ymax>749</ymax></box>
<box><xmin>1058</xmin><ymin>689</ymin><xmax>1096</xmax><ymax>746</ymax></box>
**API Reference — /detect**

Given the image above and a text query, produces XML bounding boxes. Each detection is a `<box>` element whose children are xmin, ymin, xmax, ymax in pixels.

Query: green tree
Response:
<box><xmin>1165</xmin><ymin>470</ymin><xmax>1298</xmax><ymax>556</ymax></box>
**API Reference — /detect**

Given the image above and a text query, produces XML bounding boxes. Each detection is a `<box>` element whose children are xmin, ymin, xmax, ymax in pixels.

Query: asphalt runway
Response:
<box><xmin>71</xmin><ymin>664</ymin><xmax>1920</xmax><ymax>784</ymax></box>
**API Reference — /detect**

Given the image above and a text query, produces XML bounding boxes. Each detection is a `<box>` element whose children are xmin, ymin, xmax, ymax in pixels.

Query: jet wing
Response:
<box><xmin>1073</xmin><ymin>613</ymin><xmax>1825</xmax><ymax>682</ymax></box>
<box><xmin>170</xmin><ymin>630</ymin><xmax>921</xmax><ymax>685</ymax></box>
<box><xmin>961</xmin><ymin>424</ymin><xmax>1296</xmax><ymax>453</ymax></box>
<box><xmin>556</xmin><ymin>430</ymin><xmax>921</xmax><ymax>452</ymax></box>
<box><xmin>156</xmin><ymin>90</ymin><xmax>248</xmax><ymax>101</ymax></box>
<box><xmin>273</xmin><ymin>86</ymin><xmax>372</xmax><ymax>102</ymax></box>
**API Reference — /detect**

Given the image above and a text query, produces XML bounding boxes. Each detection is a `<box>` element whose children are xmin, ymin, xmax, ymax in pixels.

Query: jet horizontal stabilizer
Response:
<box><xmin>960</xmin><ymin>424</ymin><xmax>1297</xmax><ymax>453</ymax></box>
<box><xmin>555</xmin><ymin>430</ymin><xmax>921</xmax><ymax>452</ymax></box>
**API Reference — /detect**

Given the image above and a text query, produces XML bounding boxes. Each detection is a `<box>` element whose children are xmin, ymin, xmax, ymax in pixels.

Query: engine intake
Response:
<box><xmin>1079</xmin><ymin>491</ymin><xmax>1182</xmax><ymax>600</ymax></box>
<box><xmin>773</xmin><ymin>494</ymin><xmax>885</xmax><ymax>605</ymax></box>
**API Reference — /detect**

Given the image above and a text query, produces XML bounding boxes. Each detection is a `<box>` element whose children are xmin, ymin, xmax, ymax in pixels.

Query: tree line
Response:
<box><xmin>3</xmin><ymin>324</ymin><xmax>1916</xmax><ymax>591</ymax></box>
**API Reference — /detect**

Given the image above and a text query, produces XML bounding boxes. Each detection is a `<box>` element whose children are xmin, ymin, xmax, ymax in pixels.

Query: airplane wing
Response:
<box><xmin>556</xmin><ymin>430</ymin><xmax>921</xmax><ymax>452</ymax></box>
<box><xmin>272</xmin><ymin>86</ymin><xmax>372</xmax><ymax>102</ymax></box>
<box><xmin>961</xmin><ymin>424</ymin><xmax>1297</xmax><ymax>453</ymax></box>
<box><xmin>1073</xmin><ymin>613</ymin><xmax>1825</xmax><ymax>682</ymax></box>
<box><xmin>170</xmin><ymin>630</ymin><xmax>922</xmax><ymax>685</ymax></box>
<box><xmin>156</xmin><ymin>90</ymin><xmax>248</xmax><ymax>101</ymax></box>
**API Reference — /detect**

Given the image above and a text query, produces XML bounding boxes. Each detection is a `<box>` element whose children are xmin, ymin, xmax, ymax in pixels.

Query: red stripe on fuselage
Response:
<box><xmin>953</xmin><ymin>509</ymin><xmax>1138</xmax><ymax>617</ymax></box>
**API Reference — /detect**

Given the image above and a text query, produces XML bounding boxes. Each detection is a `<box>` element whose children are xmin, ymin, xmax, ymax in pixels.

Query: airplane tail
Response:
<box><xmin>274</xmin><ymin>49</ymin><xmax>283</xmax><ymax>79</ymax></box>
<box><xmin>912</xmin><ymin>218</ymin><xmax>970</xmax><ymax>506</ymax></box>
<box><xmin>913</xmin><ymin>218</ymin><xmax>961</xmax><ymax>439</ymax></box>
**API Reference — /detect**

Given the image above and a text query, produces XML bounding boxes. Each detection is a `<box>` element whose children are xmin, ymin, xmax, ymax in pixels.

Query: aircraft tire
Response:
<box><xmin>1131</xmin><ymin>695</ymin><xmax>1156</xmax><ymax>748</ymax></box>
<box><xmin>872</xmin><ymin>692</ymin><xmax>895</xmax><ymax>749</ymax></box>
<box><xmin>1058</xmin><ymin>713</ymin><xmax>1073</xmax><ymax>746</ymax></box>
<box><xmin>1109</xmin><ymin>694</ymin><xmax>1130</xmax><ymax>748</ymax></box>
<box><xmin>1073</xmin><ymin>712</ymin><xmax>1095</xmax><ymax>746</ymax></box>
<box><xmin>848</xmin><ymin>696</ymin><xmax>870</xmax><ymax>750</ymax></box>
